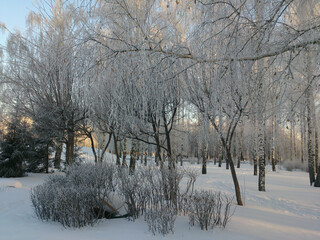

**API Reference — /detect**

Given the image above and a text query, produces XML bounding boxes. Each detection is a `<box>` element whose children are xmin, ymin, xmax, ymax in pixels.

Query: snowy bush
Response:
<box><xmin>117</xmin><ymin>166</ymin><xmax>185</xmax><ymax>234</ymax></box>
<box><xmin>31</xmin><ymin>163</ymin><xmax>119</xmax><ymax>228</ymax></box>
<box><xmin>145</xmin><ymin>204</ymin><xmax>176</xmax><ymax>235</ymax></box>
<box><xmin>141</xmin><ymin>167</ymin><xmax>181</xmax><ymax>235</ymax></box>
<box><xmin>185</xmin><ymin>190</ymin><xmax>234</xmax><ymax>230</ymax></box>
<box><xmin>117</xmin><ymin>166</ymin><xmax>183</xmax><ymax>219</ymax></box>
<box><xmin>117</xmin><ymin>167</ymin><xmax>147</xmax><ymax>219</ymax></box>
<box><xmin>31</xmin><ymin>162</ymin><xmax>234</xmax><ymax>233</ymax></box>
<box><xmin>281</xmin><ymin>160</ymin><xmax>308</xmax><ymax>172</ymax></box>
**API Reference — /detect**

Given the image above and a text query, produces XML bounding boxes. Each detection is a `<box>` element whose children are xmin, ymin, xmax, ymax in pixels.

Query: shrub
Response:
<box><xmin>31</xmin><ymin>163</ymin><xmax>119</xmax><ymax>228</ymax></box>
<box><xmin>145</xmin><ymin>204</ymin><xmax>176</xmax><ymax>235</ymax></box>
<box><xmin>117</xmin><ymin>166</ymin><xmax>183</xmax><ymax>220</ymax></box>
<box><xmin>281</xmin><ymin>160</ymin><xmax>308</xmax><ymax>172</ymax></box>
<box><xmin>185</xmin><ymin>190</ymin><xmax>234</xmax><ymax>230</ymax></box>
<box><xmin>31</xmin><ymin>163</ymin><xmax>235</xmax><ymax>233</ymax></box>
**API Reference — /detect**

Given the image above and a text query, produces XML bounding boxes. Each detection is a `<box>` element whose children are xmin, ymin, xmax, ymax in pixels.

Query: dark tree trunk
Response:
<box><xmin>218</xmin><ymin>111</ymin><xmax>223</xmax><ymax>168</ymax></box>
<box><xmin>202</xmin><ymin>144</ymin><xmax>207</xmax><ymax>174</ymax></box>
<box><xmin>122</xmin><ymin>138</ymin><xmax>128</xmax><ymax>167</ymax></box>
<box><xmin>65</xmin><ymin>142</ymin><xmax>70</xmax><ymax>165</ymax></box>
<box><xmin>226</xmin><ymin>150</ymin><xmax>243</xmax><ymax>206</ymax></box>
<box><xmin>144</xmin><ymin>150</ymin><xmax>147</xmax><ymax>166</ymax></box>
<box><xmin>301</xmin><ymin>111</ymin><xmax>305</xmax><ymax>163</ymax></box>
<box><xmin>209</xmin><ymin>109</ymin><xmax>244</xmax><ymax>206</ymax></box>
<box><xmin>180</xmin><ymin>142</ymin><xmax>184</xmax><ymax>166</ymax></box>
<box><xmin>99</xmin><ymin>133</ymin><xmax>112</xmax><ymax>162</ymax></box>
<box><xmin>253</xmin><ymin>111</ymin><xmax>258</xmax><ymax>176</ymax></box>
<box><xmin>129</xmin><ymin>140</ymin><xmax>137</xmax><ymax>174</ymax></box>
<box><xmin>315</xmin><ymin>166</ymin><xmax>320</xmax><ymax>187</ymax></box>
<box><xmin>136</xmin><ymin>141</ymin><xmax>141</xmax><ymax>164</ymax></box>
<box><xmin>54</xmin><ymin>142</ymin><xmax>62</xmax><ymax>169</ymax></box>
<box><xmin>226</xmin><ymin>156</ymin><xmax>229</xmax><ymax>170</ymax></box>
<box><xmin>152</xmin><ymin>122</ymin><xmax>161</xmax><ymax>167</ymax></box>
<box><xmin>164</xmin><ymin>122</ymin><xmax>175</xmax><ymax>170</ymax></box>
<box><xmin>45</xmin><ymin>143</ymin><xmax>49</xmax><ymax>173</ymax></box>
<box><xmin>113</xmin><ymin>134</ymin><xmax>121</xmax><ymax>166</ymax></box>
<box><xmin>314</xmin><ymin>130</ymin><xmax>318</xmax><ymax>175</ymax></box>
<box><xmin>88</xmin><ymin>132</ymin><xmax>98</xmax><ymax>163</ymax></box>
<box><xmin>307</xmin><ymin>94</ymin><xmax>315</xmax><ymax>185</ymax></box>
<box><xmin>254</xmin><ymin>158</ymin><xmax>258</xmax><ymax>176</ymax></box>
<box><xmin>219</xmin><ymin>153</ymin><xmax>222</xmax><ymax>167</ymax></box>
<box><xmin>155</xmin><ymin>136</ymin><xmax>161</xmax><ymax>167</ymax></box>
<box><xmin>65</xmin><ymin>130</ymin><xmax>74</xmax><ymax>165</ymax></box>
<box><xmin>202</xmin><ymin>159</ymin><xmax>207</xmax><ymax>174</ymax></box>
<box><xmin>271</xmin><ymin>113</ymin><xmax>276</xmax><ymax>171</ymax></box>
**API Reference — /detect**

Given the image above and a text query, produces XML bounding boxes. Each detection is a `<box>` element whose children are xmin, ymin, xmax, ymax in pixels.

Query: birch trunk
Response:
<box><xmin>290</xmin><ymin>119</ymin><xmax>293</xmax><ymax>161</ymax></box>
<box><xmin>306</xmin><ymin>49</ymin><xmax>315</xmax><ymax>185</ymax></box>
<box><xmin>307</xmin><ymin>96</ymin><xmax>315</xmax><ymax>185</ymax></box>
<box><xmin>202</xmin><ymin>142</ymin><xmax>208</xmax><ymax>174</ymax></box>
<box><xmin>256</xmin><ymin>0</ymin><xmax>266</xmax><ymax>191</ymax></box>
<box><xmin>300</xmin><ymin>105</ymin><xmax>305</xmax><ymax>163</ymax></box>
<box><xmin>258</xmin><ymin>107</ymin><xmax>266</xmax><ymax>191</ymax></box>
<box><xmin>237</xmin><ymin>123</ymin><xmax>244</xmax><ymax>169</ymax></box>
<box><xmin>293</xmin><ymin>120</ymin><xmax>297</xmax><ymax>161</ymax></box>
<box><xmin>312</xmin><ymin>100</ymin><xmax>319</xmax><ymax>175</ymax></box>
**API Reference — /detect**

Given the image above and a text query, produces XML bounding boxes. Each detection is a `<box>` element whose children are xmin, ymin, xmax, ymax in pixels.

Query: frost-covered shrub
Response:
<box><xmin>117</xmin><ymin>166</ymin><xmax>184</xmax><ymax>234</ymax></box>
<box><xmin>31</xmin><ymin>175</ymin><xmax>65</xmax><ymax>222</ymax></box>
<box><xmin>66</xmin><ymin>163</ymin><xmax>117</xmax><ymax>195</ymax></box>
<box><xmin>180</xmin><ymin>169</ymin><xmax>198</xmax><ymax>196</ymax></box>
<box><xmin>281</xmin><ymin>160</ymin><xmax>308</xmax><ymax>172</ymax></box>
<box><xmin>141</xmin><ymin>167</ymin><xmax>180</xmax><ymax>235</ymax></box>
<box><xmin>185</xmin><ymin>190</ymin><xmax>234</xmax><ymax>230</ymax></box>
<box><xmin>31</xmin><ymin>163</ymin><xmax>119</xmax><ymax>228</ymax></box>
<box><xmin>117</xmin><ymin>167</ymin><xmax>147</xmax><ymax>219</ymax></box>
<box><xmin>31</xmin><ymin>177</ymin><xmax>100</xmax><ymax>228</ymax></box>
<box><xmin>117</xmin><ymin>166</ymin><xmax>183</xmax><ymax>220</ymax></box>
<box><xmin>145</xmin><ymin>204</ymin><xmax>176</xmax><ymax>235</ymax></box>
<box><xmin>31</xmin><ymin>162</ymin><xmax>234</xmax><ymax>233</ymax></box>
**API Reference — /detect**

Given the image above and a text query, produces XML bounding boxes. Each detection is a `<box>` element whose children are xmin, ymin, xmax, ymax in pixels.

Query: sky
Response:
<box><xmin>0</xmin><ymin>0</ymin><xmax>36</xmax><ymax>46</ymax></box>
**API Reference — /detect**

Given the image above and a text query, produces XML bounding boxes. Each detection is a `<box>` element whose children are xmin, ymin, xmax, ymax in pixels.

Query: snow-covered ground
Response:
<box><xmin>0</xmin><ymin>160</ymin><xmax>319</xmax><ymax>240</ymax></box>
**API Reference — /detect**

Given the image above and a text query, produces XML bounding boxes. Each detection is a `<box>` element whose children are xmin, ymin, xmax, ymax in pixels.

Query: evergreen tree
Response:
<box><xmin>0</xmin><ymin>118</ymin><xmax>50</xmax><ymax>177</ymax></box>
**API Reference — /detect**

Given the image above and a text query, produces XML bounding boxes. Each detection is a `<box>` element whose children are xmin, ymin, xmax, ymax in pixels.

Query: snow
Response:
<box><xmin>0</xmin><ymin>161</ymin><xmax>320</xmax><ymax>240</ymax></box>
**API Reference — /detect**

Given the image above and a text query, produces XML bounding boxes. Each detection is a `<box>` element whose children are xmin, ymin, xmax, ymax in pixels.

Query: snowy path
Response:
<box><xmin>0</xmin><ymin>163</ymin><xmax>319</xmax><ymax>240</ymax></box>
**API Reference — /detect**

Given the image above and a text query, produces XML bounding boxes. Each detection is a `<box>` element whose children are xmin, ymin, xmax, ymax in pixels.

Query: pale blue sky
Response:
<box><xmin>0</xmin><ymin>0</ymin><xmax>36</xmax><ymax>46</ymax></box>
